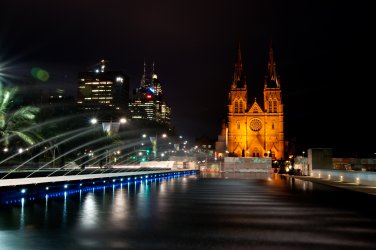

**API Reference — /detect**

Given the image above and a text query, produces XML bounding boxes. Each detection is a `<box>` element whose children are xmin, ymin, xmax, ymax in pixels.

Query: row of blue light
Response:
<box><xmin>1</xmin><ymin>170</ymin><xmax>198</xmax><ymax>206</ymax></box>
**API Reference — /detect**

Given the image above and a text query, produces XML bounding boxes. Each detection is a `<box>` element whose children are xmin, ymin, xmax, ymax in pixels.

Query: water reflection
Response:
<box><xmin>62</xmin><ymin>191</ymin><xmax>67</xmax><ymax>227</ymax></box>
<box><xmin>109</xmin><ymin>187</ymin><xmax>128</xmax><ymax>227</ymax></box>
<box><xmin>20</xmin><ymin>198</ymin><xmax>25</xmax><ymax>229</ymax></box>
<box><xmin>43</xmin><ymin>194</ymin><xmax>49</xmax><ymax>226</ymax></box>
<box><xmin>266</xmin><ymin>173</ymin><xmax>318</xmax><ymax>193</ymax></box>
<box><xmin>1</xmin><ymin>172</ymin><xmax>376</xmax><ymax>249</ymax></box>
<box><xmin>79</xmin><ymin>193</ymin><xmax>99</xmax><ymax>230</ymax></box>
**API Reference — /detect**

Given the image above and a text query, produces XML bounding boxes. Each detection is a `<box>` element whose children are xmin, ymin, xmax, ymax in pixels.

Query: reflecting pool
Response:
<box><xmin>1</xmin><ymin>173</ymin><xmax>376</xmax><ymax>249</ymax></box>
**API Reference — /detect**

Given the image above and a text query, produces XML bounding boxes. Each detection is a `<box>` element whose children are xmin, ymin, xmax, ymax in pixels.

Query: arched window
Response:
<box><xmin>239</xmin><ymin>100</ymin><xmax>243</xmax><ymax>113</ymax></box>
<box><xmin>272</xmin><ymin>122</ymin><xmax>275</xmax><ymax>130</ymax></box>
<box><xmin>268</xmin><ymin>100</ymin><xmax>272</xmax><ymax>113</ymax></box>
<box><xmin>234</xmin><ymin>100</ymin><xmax>238</xmax><ymax>113</ymax></box>
<box><xmin>237</xmin><ymin>121</ymin><xmax>240</xmax><ymax>129</ymax></box>
<box><xmin>273</xmin><ymin>100</ymin><xmax>278</xmax><ymax>113</ymax></box>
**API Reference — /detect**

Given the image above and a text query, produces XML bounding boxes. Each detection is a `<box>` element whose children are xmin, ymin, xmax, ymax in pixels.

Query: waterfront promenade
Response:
<box><xmin>292</xmin><ymin>174</ymin><xmax>376</xmax><ymax>196</ymax></box>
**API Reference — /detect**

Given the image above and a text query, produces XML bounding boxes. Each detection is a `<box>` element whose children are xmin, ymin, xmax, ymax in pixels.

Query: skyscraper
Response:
<box><xmin>129</xmin><ymin>62</ymin><xmax>171</xmax><ymax>126</ymax></box>
<box><xmin>76</xmin><ymin>59</ymin><xmax>129</xmax><ymax>119</ymax></box>
<box><xmin>216</xmin><ymin>43</ymin><xmax>284</xmax><ymax>160</ymax></box>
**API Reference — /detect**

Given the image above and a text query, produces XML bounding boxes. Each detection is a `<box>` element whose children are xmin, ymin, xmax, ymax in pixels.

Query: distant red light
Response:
<box><xmin>146</xmin><ymin>95</ymin><xmax>152</xmax><ymax>98</ymax></box>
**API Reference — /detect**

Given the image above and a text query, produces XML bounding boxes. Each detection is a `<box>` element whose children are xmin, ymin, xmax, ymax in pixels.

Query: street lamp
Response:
<box><xmin>90</xmin><ymin>118</ymin><xmax>98</xmax><ymax>125</ymax></box>
<box><xmin>91</xmin><ymin>117</ymin><xmax>127</xmax><ymax>135</ymax></box>
<box><xmin>302</xmin><ymin>151</ymin><xmax>306</xmax><ymax>175</ymax></box>
<box><xmin>90</xmin><ymin>117</ymin><xmax>127</xmax><ymax>167</ymax></box>
<box><xmin>147</xmin><ymin>132</ymin><xmax>168</xmax><ymax>160</ymax></box>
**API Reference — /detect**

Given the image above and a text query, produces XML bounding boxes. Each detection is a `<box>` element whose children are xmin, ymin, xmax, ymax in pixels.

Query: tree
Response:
<box><xmin>0</xmin><ymin>84</ymin><xmax>41</xmax><ymax>148</ymax></box>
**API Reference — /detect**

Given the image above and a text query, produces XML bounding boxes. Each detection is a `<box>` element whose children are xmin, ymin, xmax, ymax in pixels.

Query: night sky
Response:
<box><xmin>0</xmin><ymin>0</ymin><xmax>375</xmax><ymax>156</ymax></box>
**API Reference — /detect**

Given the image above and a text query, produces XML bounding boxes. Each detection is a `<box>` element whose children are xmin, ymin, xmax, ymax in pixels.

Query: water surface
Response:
<box><xmin>1</xmin><ymin>173</ymin><xmax>376</xmax><ymax>249</ymax></box>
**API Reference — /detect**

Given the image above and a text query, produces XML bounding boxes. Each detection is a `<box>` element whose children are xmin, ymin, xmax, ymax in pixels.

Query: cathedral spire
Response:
<box><xmin>232</xmin><ymin>41</ymin><xmax>246</xmax><ymax>88</ymax></box>
<box><xmin>265</xmin><ymin>42</ymin><xmax>280</xmax><ymax>88</ymax></box>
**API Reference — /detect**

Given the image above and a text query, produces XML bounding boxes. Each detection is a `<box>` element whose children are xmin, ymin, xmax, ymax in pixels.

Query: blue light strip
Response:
<box><xmin>0</xmin><ymin>170</ymin><xmax>198</xmax><ymax>206</ymax></box>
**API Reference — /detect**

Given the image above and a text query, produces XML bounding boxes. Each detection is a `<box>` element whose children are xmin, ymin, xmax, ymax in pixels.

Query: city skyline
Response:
<box><xmin>0</xmin><ymin>0</ymin><xmax>375</xmax><ymax>156</ymax></box>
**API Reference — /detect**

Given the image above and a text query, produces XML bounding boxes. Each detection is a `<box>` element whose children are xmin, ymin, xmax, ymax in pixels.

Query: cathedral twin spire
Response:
<box><xmin>231</xmin><ymin>41</ymin><xmax>280</xmax><ymax>89</ymax></box>
<box><xmin>231</xmin><ymin>42</ymin><xmax>247</xmax><ymax>89</ymax></box>
<box><xmin>265</xmin><ymin>42</ymin><xmax>280</xmax><ymax>88</ymax></box>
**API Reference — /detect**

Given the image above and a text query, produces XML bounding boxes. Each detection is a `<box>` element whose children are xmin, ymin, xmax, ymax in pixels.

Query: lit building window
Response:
<box><xmin>234</xmin><ymin>100</ymin><xmax>238</xmax><ymax>113</ymax></box>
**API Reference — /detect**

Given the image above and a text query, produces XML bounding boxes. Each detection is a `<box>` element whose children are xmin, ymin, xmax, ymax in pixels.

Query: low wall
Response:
<box><xmin>140</xmin><ymin>161</ymin><xmax>175</xmax><ymax>169</ymax></box>
<box><xmin>223</xmin><ymin>157</ymin><xmax>272</xmax><ymax>173</ymax></box>
<box><xmin>173</xmin><ymin>161</ymin><xmax>198</xmax><ymax>170</ymax></box>
<box><xmin>333</xmin><ymin>158</ymin><xmax>376</xmax><ymax>171</ymax></box>
<box><xmin>311</xmin><ymin>169</ymin><xmax>376</xmax><ymax>186</ymax></box>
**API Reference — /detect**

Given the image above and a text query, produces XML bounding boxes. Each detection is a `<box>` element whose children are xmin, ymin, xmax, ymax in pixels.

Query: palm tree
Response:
<box><xmin>0</xmin><ymin>83</ymin><xmax>41</xmax><ymax>148</ymax></box>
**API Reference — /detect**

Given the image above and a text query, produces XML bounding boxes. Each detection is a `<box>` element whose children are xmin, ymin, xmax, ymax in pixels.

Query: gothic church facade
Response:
<box><xmin>216</xmin><ymin>44</ymin><xmax>284</xmax><ymax>160</ymax></box>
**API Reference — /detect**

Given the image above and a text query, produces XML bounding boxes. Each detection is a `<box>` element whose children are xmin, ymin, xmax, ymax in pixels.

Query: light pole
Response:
<box><xmin>52</xmin><ymin>146</ymin><xmax>57</xmax><ymax>168</ymax></box>
<box><xmin>90</xmin><ymin>117</ymin><xmax>127</xmax><ymax>167</ymax></box>
<box><xmin>148</xmin><ymin>132</ymin><xmax>167</xmax><ymax>160</ymax></box>
<box><xmin>301</xmin><ymin>151</ymin><xmax>306</xmax><ymax>175</ymax></box>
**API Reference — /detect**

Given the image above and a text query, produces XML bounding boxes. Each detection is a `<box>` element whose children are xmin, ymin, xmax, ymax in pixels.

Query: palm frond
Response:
<box><xmin>0</xmin><ymin>86</ymin><xmax>17</xmax><ymax>113</ymax></box>
<box><xmin>0</xmin><ymin>84</ymin><xmax>41</xmax><ymax>147</ymax></box>
<box><xmin>0</xmin><ymin>131</ymin><xmax>10</xmax><ymax>146</ymax></box>
<box><xmin>13</xmin><ymin>131</ymin><xmax>37</xmax><ymax>146</ymax></box>
<box><xmin>0</xmin><ymin>114</ymin><xmax>5</xmax><ymax>129</ymax></box>
<box><xmin>11</xmin><ymin>106</ymin><xmax>40</xmax><ymax>120</ymax></box>
<box><xmin>7</xmin><ymin>106</ymin><xmax>40</xmax><ymax>129</ymax></box>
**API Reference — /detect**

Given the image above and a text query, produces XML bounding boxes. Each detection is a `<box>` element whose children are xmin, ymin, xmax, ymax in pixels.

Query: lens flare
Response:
<box><xmin>31</xmin><ymin>67</ymin><xmax>49</xmax><ymax>81</ymax></box>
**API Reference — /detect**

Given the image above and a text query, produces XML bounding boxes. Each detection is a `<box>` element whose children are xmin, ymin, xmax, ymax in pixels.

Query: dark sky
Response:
<box><xmin>0</xmin><ymin>0</ymin><xmax>375</xmax><ymax>156</ymax></box>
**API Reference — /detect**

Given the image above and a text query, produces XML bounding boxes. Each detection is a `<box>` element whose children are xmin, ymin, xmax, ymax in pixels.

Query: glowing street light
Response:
<box><xmin>145</xmin><ymin>132</ymin><xmax>168</xmax><ymax>160</ymax></box>
<box><xmin>90</xmin><ymin>117</ymin><xmax>127</xmax><ymax>136</ymax></box>
<box><xmin>90</xmin><ymin>118</ymin><xmax>98</xmax><ymax>125</ymax></box>
<box><xmin>90</xmin><ymin>117</ymin><xmax>127</xmax><ymax>167</ymax></box>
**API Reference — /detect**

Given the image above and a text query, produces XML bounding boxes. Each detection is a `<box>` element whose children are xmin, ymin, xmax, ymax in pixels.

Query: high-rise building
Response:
<box><xmin>129</xmin><ymin>62</ymin><xmax>171</xmax><ymax>126</ymax></box>
<box><xmin>216</xmin><ymin>43</ymin><xmax>284</xmax><ymax>160</ymax></box>
<box><xmin>76</xmin><ymin>60</ymin><xmax>129</xmax><ymax>118</ymax></box>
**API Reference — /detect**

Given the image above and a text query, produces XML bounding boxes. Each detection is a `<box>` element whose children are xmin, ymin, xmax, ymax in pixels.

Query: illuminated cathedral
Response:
<box><xmin>216</xmin><ymin>43</ymin><xmax>284</xmax><ymax>160</ymax></box>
